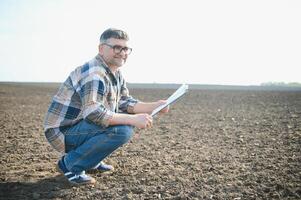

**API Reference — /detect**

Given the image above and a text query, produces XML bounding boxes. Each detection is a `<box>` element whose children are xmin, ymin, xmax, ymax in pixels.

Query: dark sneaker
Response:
<box><xmin>94</xmin><ymin>161</ymin><xmax>114</xmax><ymax>172</ymax></box>
<box><xmin>57</xmin><ymin>157</ymin><xmax>96</xmax><ymax>185</ymax></box>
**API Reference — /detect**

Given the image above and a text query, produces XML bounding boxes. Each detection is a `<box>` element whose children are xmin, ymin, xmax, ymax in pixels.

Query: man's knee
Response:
<box><xmin>114</xmin><ymin>125</ymin><xmax>134</xmax><ymax>144</ymax></box>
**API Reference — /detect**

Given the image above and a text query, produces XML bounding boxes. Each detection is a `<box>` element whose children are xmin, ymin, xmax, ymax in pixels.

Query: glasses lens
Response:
<box><xmin>113</xmin><ymin>45</ymin><xmax>123</xmax><ymax>54</ymax></box>
<box><xmin>125</xmin><ymin>47</ymin><xmax>132</xmax><ymax>54</ymax></box>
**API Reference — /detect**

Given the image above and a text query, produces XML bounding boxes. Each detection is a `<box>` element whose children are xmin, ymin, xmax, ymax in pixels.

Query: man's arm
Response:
<box><xmin>132</xmin><ymin>100</ymin><xmax>169</xmax><ymax>114</ymax></box>
<box><xmin>109</xmin><ymin>112</ymin><xmax>153</xmax><ymax>129</ymax></box>
<box><xmin>109</xmin><ymin>100</ymin><xmax>169</xmax><ymax>129</ymax></box>
<box><xmin>79</xmin><ymin>73</ymin><xmax>114</xmax><ymax>127</ymax></box>
<box><xmin>115</xmin><ymin>74</ymin><xmax>169</xmax><ymax>128</ymax></box>
<box><xmin>118</xmin><ymin>75</ymin><xmax>168</xmax><ymax>115</ymax></box>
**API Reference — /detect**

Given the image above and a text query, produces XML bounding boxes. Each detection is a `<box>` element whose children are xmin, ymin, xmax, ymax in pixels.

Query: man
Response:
<box><xmin>44</xmin><ymin>28</ymin><xmax>169</xmax><ymax>185</ymax></box>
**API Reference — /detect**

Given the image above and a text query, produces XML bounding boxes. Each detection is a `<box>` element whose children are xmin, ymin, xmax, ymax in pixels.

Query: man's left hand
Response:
<box><xmin>157</xmin><ymin>100</ymin><xmax>169</xmax><ymax>114</ymax></box>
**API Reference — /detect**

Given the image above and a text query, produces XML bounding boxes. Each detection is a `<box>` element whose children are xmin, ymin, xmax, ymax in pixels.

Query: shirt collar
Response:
<box><xmin>95</xmin><ymin>54</ymin><xmax>119</xmax><ymax>85</ymax></box>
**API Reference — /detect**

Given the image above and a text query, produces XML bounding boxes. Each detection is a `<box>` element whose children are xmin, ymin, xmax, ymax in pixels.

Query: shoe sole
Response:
<box><xmin>56</xmin><ymin>163</ymin><xmax>96</xmax><ymax>185</ymax></box>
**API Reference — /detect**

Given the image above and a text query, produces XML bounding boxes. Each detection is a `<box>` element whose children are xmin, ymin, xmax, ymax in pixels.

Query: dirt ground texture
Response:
<box><xmin>0</xmin><ymin>83</ymin><xmax>300</xmax><ymax>200</ymax></box>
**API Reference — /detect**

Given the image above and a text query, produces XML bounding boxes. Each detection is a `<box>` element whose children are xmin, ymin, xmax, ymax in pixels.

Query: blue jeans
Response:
<box><xmin>63</xmin><ymin>120</ymin><xmax>134</xmax><ymax>174</ymax></box>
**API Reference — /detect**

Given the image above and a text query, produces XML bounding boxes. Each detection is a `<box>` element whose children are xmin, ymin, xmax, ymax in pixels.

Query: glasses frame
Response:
<box><xmin>103</xmin><ymin>43</ymin><xmax>132</xmax><ymax>55</ymax></box>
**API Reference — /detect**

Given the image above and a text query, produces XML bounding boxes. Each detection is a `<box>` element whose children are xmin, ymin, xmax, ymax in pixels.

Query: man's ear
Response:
<box><xmin>98</xmin><ymin>44</ymin><xmax>104</xmax><ymax>55</ymax></box>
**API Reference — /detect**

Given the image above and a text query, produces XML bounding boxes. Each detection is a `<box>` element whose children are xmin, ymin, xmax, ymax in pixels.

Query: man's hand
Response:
<box><xmin>131</xmin><ymin>113</ymin><xmax>153</xmax><ymax>129</ymax></box>
<box><xmin>157</xmin><ymin>100</ymin><xmax>169</xmax><ymax>114</ymax></box>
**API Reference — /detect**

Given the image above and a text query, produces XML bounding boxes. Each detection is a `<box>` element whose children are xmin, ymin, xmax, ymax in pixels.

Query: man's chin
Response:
<box><xmin>116</xmin><ymin>61</ymin><xmax>126</xmax><ymax>67</ymax></box>
<box><xmin>113</xmin><ymin>58</ymin><xmax>125</xmax><ymax>65</ymax></box>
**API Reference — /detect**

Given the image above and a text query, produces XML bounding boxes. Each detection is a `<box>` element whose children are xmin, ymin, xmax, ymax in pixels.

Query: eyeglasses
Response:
<box><xmin>103</xmin><ymin>43</ymin><xmax>132</xmax><ymax>55</ymax></box>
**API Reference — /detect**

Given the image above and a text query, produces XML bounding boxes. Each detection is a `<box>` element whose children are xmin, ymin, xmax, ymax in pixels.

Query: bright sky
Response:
<box><xmin>0</xmin><ymin>0</ymin><xmax>300</xmax><ymax>85</ymax></box>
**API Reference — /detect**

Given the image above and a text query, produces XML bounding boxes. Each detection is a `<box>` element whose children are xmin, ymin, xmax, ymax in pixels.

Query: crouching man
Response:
<box><xmin>44</xmin><ymin>28</ymin><xmax>168</xmax><ymax>185</ymax></box>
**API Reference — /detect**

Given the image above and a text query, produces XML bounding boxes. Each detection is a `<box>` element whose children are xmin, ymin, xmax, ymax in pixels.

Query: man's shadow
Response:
<box><xmin>0</xmin><ymin>175</ymin><xmax>72</xmax><ymax>200</ymax></box>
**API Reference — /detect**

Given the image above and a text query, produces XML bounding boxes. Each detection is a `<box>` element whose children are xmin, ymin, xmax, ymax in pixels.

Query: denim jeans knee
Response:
<box><xmin>113</xmin><ymin>125</ymin><xmax>134</xmax><ymax>145</ymax></box>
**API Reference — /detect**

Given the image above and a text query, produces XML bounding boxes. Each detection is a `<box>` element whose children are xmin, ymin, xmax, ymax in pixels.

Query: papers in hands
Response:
<box><xmin>151</xmin><ymin>84</ymin><xmax>189</xmax><ymax>117</ymax></box>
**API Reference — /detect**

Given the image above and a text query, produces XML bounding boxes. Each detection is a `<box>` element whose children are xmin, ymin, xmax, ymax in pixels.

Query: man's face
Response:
<box><xmin>99</xmin><ymin>38</ymin><xmax>131</xmax><ymax>69</ymax></box>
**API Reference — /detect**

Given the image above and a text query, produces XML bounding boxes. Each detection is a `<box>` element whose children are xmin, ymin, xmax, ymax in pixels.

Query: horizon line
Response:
<box><xmin>1</xmin><ymin>81</ymin><xmax>301</xmax><ymax>89</ymax></box>
<box><xmin>0</xmin><ymin>80</ymin><xmax>261</xmax><ymax>87</ymax></box>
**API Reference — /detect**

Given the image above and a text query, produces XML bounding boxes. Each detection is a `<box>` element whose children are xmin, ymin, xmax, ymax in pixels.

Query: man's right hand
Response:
<box><xmin>131</xmin><ymin>113</ymin><xmax>153</xmax><ymax>129</ymax></box>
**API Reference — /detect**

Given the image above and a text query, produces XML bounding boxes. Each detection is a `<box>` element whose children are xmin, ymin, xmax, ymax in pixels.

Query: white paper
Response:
<box><xmin>151</xmin><ymin>84</ymin><xmax>189</xmax><ymax>117</ymax></box>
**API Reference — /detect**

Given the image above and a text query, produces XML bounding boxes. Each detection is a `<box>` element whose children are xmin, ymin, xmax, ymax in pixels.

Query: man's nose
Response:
<box><xmin>120</xmin><ymin>49</ymin><xmax>127</xmax><ymax>54</ymax></box>
<box><xmin>119</xmin><ymin>49</ymin><xmax>127</xmax><ymax>57</ymax></box>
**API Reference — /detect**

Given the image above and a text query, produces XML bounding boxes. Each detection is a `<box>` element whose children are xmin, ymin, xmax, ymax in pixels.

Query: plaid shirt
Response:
<box><xmin>44</xmin><ymin>54</ymin><xmax>138</xmax><ymax>153</ymax></box>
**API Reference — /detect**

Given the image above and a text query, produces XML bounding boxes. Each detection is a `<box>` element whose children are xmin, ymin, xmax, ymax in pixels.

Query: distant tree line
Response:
<box><xmin>261</xmin><ymin>82</ymin><xmax>301</xmax><ymax>87</ymax></box>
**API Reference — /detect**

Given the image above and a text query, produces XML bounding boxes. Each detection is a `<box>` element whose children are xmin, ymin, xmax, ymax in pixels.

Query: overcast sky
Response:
<box><xmin>0</xmin><ymin>0</ymin><xmax>300</xmax><ymax>85</ymax></box>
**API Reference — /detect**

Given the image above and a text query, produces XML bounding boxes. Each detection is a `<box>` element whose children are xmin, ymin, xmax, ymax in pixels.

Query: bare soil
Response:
<box><xmin>0</xmin><ymin>83</ymin><xmax>300</xmax><ymax>200</ymax></box>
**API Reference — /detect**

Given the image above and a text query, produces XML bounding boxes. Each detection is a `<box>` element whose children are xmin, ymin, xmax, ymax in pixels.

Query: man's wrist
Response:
<box><xmin>124</xmin><ymin>114</ymin><xmax>135</xmax><ymax>127</ymax></box>
<box><xmin>108</xmin><ymin>113</ymin><xmax>134</xmax><ymax>126</ymax></box>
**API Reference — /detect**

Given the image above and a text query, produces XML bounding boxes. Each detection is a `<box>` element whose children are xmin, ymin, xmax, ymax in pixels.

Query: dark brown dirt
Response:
<box><xmin>0</xmin><ymin>83</ymin><xmax>300</xmax><ymax>200</ymax></box>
